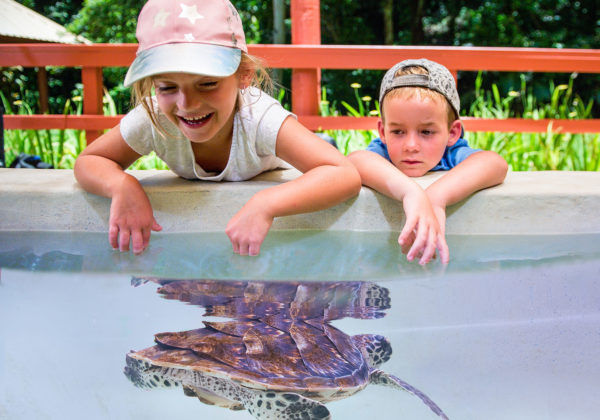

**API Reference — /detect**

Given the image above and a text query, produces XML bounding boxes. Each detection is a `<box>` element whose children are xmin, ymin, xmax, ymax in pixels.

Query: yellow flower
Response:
<box><xmin>13</xmin><ymin>100</ymin><xmax>22</xmax><ymax>105</ymax></box>
<box><xmin>350</xmin><ymin>83</ymin><xmax>362</xmax><ymax>89</ymax></box>
<box><xmin>361</xmin><ymin>96</ymin><xmax>372</xmax><ymax>102</ymax></box>
<box><xmin>508</xmin><ymin>91</ymin><xmax>520</xmax><ymax>97</ymax></box>
<box><xmin>369</xmin><ymin>110</ymin><xmax>379</xmax><ymax>116</ymax></box>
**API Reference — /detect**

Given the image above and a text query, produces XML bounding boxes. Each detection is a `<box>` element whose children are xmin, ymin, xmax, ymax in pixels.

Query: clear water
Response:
<box><xmin>1</xmin><ymin>231</ymin><xmax>599</xmax><ymax>420</ymax></box>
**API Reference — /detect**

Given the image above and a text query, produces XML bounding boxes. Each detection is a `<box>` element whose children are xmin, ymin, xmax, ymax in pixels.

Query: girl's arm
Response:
<box><xmin>225</xmin><ymin>116</ymin><xmax>361</xmax><ymax>256</ymax></box>
<box><xmin>348</xmin><ymin>150</ymin><xmax>449</xmax><ymax>265</ymax></box>
<box><xmin>74</xmin><ymin>125</ymin><xmax>162</xmax><ymax>254</ymax></box>
<box><xmin>425</xmin><ymin>150</ymin><xmax>509</xmax><ymax>233</ymax></box>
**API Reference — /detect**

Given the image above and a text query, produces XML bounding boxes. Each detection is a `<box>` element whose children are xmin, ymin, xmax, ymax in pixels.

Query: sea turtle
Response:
<box><xmin>131</xmin><ymin>278</ymin><xmax>391</xmax><ymax>321</ymax></box>
<box><xmin>124</xmin><ymin>316</ymin><xmax>449</xmax><ymax>419</ymax></box>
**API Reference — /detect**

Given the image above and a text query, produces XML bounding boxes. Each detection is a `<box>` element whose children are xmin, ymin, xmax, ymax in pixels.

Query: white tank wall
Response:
<box><xmin>1</xmin><ymin>168</ymin><xmax>600</xmax><ymax>234</ymax></box>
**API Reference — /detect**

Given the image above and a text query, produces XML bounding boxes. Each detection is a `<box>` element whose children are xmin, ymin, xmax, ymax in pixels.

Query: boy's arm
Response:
<box><xmin>348</xmin><ymin>150</ymin><xmax>449</xmax><ymax>264</ymax></box>
<box><xmin>425</xmin><ymin>150</ymin><xmax>509</xmax><ymax>232</ymax></box>
<box><xmin>225</xmin><ymin>117</ymin><xmax>362</xmax><ymax>256</ymax></box>
<box><xmin>74</xmin><ymin>125</ymin><xmax>162</xmax><ymax>254</ymax></box>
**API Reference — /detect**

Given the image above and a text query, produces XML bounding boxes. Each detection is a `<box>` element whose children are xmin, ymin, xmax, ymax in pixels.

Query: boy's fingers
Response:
<box><xmin>438</xmin><ymin>234</ymin><xmax>450</xmax><ymax>264</ymax></box>
<box><xmin>419</xmin><ymin>228</ymin><xmax>438</xmax><ymax>265</ymax></box>
<box><xmin>398</xmin><ymin>217</ymin><xmax>417</xmax><ymax>245</ymax></box>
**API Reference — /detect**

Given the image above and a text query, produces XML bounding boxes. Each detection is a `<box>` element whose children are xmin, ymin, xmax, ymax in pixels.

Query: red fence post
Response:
<box><xmin>81</xmin><ymin>66</ymin><xmax>104</xmax><ymax>144</ymax></box>
<box><xmin>290</xmin><ymin>0</ymin><xmax>321</xmax><ymax>117</ymax></box>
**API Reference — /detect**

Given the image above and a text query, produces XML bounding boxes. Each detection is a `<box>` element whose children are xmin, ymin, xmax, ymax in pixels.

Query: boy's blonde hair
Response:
<box><xmin>130</xmin><ymin>52</ymin><xmax>272</xmax><ymax>136</ymax></box>
<box><xmin>382</xmin><ymin>65</ymin><xmax>457</xmax><ymax>128</ymax></box>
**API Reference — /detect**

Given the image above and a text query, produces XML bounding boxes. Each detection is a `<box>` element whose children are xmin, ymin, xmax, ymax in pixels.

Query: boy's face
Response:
<box><xmin>378</xmin><ymin>94</ymin><xmax>462</xmax><ymax>177</ymax></box>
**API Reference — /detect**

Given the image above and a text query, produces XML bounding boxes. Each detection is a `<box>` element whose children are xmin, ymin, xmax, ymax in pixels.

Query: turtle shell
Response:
<box><xmin>151</xmin><ymin>279</ymin><xmax>390</xmax><ymax>321</ymax></box>
<box><xmin>128</xmin><ymin>315</ymin><xmax>370</xmax><ymax>401</ymax></box>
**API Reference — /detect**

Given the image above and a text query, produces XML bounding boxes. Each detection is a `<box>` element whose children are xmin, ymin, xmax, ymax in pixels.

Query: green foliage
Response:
<box><xmin>467</xmin><ymin>72</ymin><xmax>600</xmax><ymax>171</ymax></box>
<box><xmin>318</xmin><ymin>84</ymin><xmax>378</xmax><ymax>155</ymax></box>
<box><xmin>1</xmin><ymin>90</ymin><xmax>86</xmax><ymax>169</ymax></box>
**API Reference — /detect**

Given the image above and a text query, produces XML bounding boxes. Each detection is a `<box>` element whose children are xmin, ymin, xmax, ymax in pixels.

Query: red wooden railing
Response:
<box><xmin>2</xmin><ymin>43</ymin><xmax>600</xmax><ymax>143</ymax></box>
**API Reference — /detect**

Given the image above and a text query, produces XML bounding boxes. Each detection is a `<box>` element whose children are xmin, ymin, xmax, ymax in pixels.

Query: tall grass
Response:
<box><xmin>2</xmin><ymin>88</ymin><xmax>167</xmax><ymax>170</ymax></box>
<box><xmin>466</xmin><ymin>73</ymin><xmax>600</xmax><ymax>171</ymax></box>
<box><xmin>1</xmin><ymin>89</ymin><xmax>86</xmax><ymax>169</ymax></box>
<box><xmin>2</xmin><ymin>74</ymin><xmax>599</xmax><ymax>171</ymax></box>
<box><xmin>319</xmin><ymin>84</ymin><xmax>379</xmax><ymax>155</ymax></box>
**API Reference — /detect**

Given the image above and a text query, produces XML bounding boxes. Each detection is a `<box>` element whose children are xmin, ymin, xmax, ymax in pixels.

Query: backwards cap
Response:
<box><xmin>379</xmin><ymin>58</ymin><xmax>460</xmax><ymax>118</ymax></box>
<box><xmin>124</xmin><ymin>0</ymin><xmax>247</xmax><ymax>87</ymax></box>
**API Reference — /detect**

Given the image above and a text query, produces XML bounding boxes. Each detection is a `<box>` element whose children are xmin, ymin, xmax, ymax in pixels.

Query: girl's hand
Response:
<box><xmin>108</xmin><ymin>176</ymin><xmax>162</xmax><ymax>254</ymax></box>
<box><xmin>398</xmin><ymin>189</ymin><xmax>449</xmax><ymax>265</ymax></box>
<box><xmin>225</xmin><ymin>196</ymin><xmax>274</xmax><ymax>256</ymax></box>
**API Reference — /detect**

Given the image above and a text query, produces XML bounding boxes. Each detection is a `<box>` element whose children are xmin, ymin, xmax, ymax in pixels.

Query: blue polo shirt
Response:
<box><xmin>365</xmin><ymin>137</ymin><xmax>480</xmax><ymax>171</ymax></box>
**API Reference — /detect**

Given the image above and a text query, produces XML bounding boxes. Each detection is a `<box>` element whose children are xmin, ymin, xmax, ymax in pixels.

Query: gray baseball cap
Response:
<box><xmin>379</xmin><ymin>58</ymin><xmax>460</xmax><ymax>118</ymax></box>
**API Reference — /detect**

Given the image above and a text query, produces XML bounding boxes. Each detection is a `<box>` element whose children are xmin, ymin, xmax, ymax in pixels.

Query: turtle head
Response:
<box><xmin>124</xmin><ymin>352</ymin><xmax>180</xmax><ymax>390</ymax></box>
<box><xmin>351</xmin><ymin>334</ymin><xmax>392</xmax><ymax>368</ymax></box>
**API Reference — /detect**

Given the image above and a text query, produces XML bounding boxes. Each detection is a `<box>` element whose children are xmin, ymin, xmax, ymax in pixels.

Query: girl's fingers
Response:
<box><xmin>142</xmin><ymin>227</ymin><xmax>151</xmax><ymax>250</ymax></box>
<box><xmin>131</xmin><ymin>229</ymin><xmax>145</xmax><ymax>255</ymax></box>
<box><xmin>109</xmin><ymin>224</ymin><xmax>119</xmax><ymax>249</ymax></box>
<box><xmin>152</xmin><ymin>220</ymin><xmax>163</xmax><ymax>232</ymax></box>
<box><xmin>248</xmin><ymin>240</ymin><xmax>261</xmax><ymax>257</ymax></box>
<box><xmin>119</xmin><ymin>229</ymin><xmax>131</xmax><ymax>252</ymax></box>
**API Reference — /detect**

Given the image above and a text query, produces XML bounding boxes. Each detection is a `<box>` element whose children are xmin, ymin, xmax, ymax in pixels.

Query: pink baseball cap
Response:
<box><xmin>124</xmin><ymin>0</ymin><xmax>248</xmax><ymax>87</ymax></box>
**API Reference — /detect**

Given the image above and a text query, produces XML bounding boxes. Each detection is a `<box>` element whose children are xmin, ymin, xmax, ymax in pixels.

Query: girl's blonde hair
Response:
<box><xmin>130</xmin><ymin>52</ymin><xmax>272</xmax><ymax>135</ymax></box>
<box><xmin>383</xmin><ymin>65</ymin><xmax>457</xmax><ymax>128</ymax></box>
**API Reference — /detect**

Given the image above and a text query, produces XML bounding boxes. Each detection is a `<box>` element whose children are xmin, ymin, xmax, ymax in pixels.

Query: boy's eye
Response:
<box><xmin>421</xmin><ymin>129</ymin><xmax>435</xmax><ymax>136</ymax></box>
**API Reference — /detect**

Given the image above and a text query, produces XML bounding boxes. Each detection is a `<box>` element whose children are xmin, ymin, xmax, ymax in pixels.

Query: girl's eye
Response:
<box><xmin>199</xmin><ymin>81</ymin><xmax>218</xmax><ymax>89</ymax></box>
<box><xmin>156</xmin><ymin>86</ymin><xmax>175</xmax><ymax>93</ymax></box>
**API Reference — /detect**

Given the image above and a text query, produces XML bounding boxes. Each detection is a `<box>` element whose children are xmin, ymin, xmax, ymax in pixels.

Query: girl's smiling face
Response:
<box><xmin>153</xmin><ymin>72</ymin><xmax>242</xmax><ymax>145</ymax></box>
<box><xmin>379</xmin><ymin>94</ymin><xmax>461</xmax><ymax>177</ymax></box>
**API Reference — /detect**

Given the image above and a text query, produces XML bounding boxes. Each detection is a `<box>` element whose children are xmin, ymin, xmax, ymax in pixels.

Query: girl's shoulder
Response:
<box><xmin>239</xmin><ymin>87</ymin><xmax>280</xmax><ymax>109</ymax></box>
<box><xmin>237</xmin><ymin>87</ymin><xmax>292</xmax><ymax>123</ymax></box>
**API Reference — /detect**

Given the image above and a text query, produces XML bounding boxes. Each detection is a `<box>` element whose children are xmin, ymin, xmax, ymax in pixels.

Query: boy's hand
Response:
<box><xmin>108</xmin><ymin>176</ymin><xmax>162</xmax><ymax>255</ymax></box>
<box><xmin>226</xmin><ymin>196</ymin><xmax>274</xmax><ymax>256</ymax></box>
<box><xmin>399</xmin><ymin>189</ymin><xmax>449</xmax><ymax>265</ymax></box>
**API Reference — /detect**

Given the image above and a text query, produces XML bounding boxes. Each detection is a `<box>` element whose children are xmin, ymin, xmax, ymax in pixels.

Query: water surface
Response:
<box><xmin>1</xmin><ymin>231</ymin><xmax>599</xmax><ymax>419</ymax></box>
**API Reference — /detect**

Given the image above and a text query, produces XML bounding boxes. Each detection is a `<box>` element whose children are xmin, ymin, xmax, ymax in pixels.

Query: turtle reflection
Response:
<box><xmin>125</xmin><ymin>279</ymin><xmax>449</xmax><ymax>420</ymax></box>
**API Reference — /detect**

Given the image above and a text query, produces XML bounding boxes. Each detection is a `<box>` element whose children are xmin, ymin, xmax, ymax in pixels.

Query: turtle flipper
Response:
<box><xmin>239</xmin><ymin>388</ymin><xmax>331</xmax><ymax>420</ymax></box>
<box><xmin>370</xmin><ymin>369</ymin><xmax>450</xmax><ymax>420</ymax></box>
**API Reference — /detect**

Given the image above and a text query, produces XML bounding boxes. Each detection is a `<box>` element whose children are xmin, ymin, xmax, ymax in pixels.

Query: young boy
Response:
<box><xmin>349</xmin><ymin>58</ymin><xmax>508</xmax><ymax>265</ymax></box>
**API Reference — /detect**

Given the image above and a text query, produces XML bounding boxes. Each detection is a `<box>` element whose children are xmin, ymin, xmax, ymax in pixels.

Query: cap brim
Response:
<box><xmin>124</xmin><ymin>43</ymin><xmax>242</xmax><ymax>87</ymax></box>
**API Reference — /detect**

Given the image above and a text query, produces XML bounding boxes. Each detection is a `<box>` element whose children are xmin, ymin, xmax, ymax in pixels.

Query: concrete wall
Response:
<box><xmin>1</xmin><ymin>168</ymin><xmax>600</xmax><ymax>234</ymax></box>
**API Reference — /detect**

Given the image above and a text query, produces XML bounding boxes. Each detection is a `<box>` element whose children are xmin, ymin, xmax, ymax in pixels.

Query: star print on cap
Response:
<box><xmin>124</xmin><ymin>0</ymin><xmax>247</xmax><ymax>87</ymax></box>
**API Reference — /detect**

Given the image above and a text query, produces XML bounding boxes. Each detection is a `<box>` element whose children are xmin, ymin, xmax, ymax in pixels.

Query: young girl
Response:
<box><xmin>74</xmin><ymin>0</ymin><xmax>361</xmax><ymax>256</ymax></box>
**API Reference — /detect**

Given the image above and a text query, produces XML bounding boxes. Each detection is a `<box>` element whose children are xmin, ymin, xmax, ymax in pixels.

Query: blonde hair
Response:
<box><xmin>382</xmin><ymin>65</ymin><xmax>457</xmax><ymax>128</ymax></box>
<box><xmin>129</xmin><ymin>52</ymin><xmax>272</xmax><ymax>136</ymax></box>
